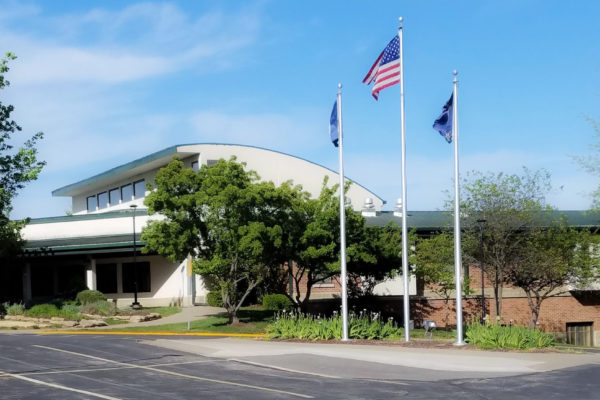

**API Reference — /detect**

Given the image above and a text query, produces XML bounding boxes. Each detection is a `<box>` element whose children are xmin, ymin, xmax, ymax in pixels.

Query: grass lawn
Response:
<box><xmin>103</xmin><ymin>308</ymin><xmax>273</xmax><ymax>334</ymax></box>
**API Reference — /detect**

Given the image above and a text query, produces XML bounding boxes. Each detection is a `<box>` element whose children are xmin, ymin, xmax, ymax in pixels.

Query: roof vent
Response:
<box><xmin>362</xmin><ymin>197</ymin><xmax>376</xmax><ymax>217</ymax></box>
<box><xmin>394</xmin><ymin>197</ymin><xmax>403</xmax><ymax>217</ymax></box>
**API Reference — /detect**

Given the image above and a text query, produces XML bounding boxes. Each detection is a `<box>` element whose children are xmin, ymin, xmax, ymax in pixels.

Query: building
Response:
<box><xmin>9</xmin><ymin>143</ymin><xmax>386</xmax><ymax>307</ymax></box>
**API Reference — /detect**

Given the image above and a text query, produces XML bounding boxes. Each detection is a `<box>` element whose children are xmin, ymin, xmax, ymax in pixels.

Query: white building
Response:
<box><xmin>15</xmin><ymin>143</ymin><xmax>387</xmax><ymax>306</ymax></box>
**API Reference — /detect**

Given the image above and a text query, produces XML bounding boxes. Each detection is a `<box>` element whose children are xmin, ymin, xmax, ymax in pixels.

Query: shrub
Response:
<box><xmin>76</xmin><ymin>290</ymin><xmax>107</xmax><ymax>305</ymax></box>
<box><xmin>80</xmin><ymin>300</ymin><xmax>117</xmax><ymax>316</ymax></box>
<box><xmin>60</xmin><ymin>304</ymin><xmax>82</xmax><ymax>320</ymax></box>
<box><xmin>267</xmin><ymin>311</ymin><xmax>403</xmax><ymax>340</ymax></box>
<box><xmin>206</xmin><ymin>291</ymin><xmax>224</xmax><ymax>307</ymax></box>
<box><xmin>3</xmin><ymin>302</ymin><xmax>25</xmax><ymax>316</ymax></box>
<box><xmin>262</xmin><ymin>294</ymin><xmax>293</xmax><ymax>311</ymax></box>
<box><xmin>465</xmin><ymin>322</ymin><xmax>555</xmax><ymax>350</ymax></box>
<box><xmin>26</xmin><ymin>304</ymin><xmax>61</xmax><ymax>318</ymax></box>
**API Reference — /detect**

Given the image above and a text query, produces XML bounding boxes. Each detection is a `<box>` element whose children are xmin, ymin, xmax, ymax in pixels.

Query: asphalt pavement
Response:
<box><xmin>1</xmin><ymin>333</ymin><xmax>599</xmax><ymax>399</ymax></box>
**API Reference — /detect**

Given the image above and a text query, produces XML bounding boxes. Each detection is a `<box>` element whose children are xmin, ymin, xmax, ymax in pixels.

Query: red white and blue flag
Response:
<box><xmin>362</xmin><ymin>36</ymin><xmax>401</xmax><ymax>100</ymax></box>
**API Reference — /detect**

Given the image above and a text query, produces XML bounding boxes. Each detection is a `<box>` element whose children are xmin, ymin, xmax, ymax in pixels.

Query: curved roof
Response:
<box><xmin>52</xmin><ymin>143</ymin><xmax>385</xmax><ymax>206</ymax></box>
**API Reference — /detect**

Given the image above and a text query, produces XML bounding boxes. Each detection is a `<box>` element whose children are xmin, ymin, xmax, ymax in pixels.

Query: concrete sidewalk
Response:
<box><xmin>110</xmin><ymin>305</ymin><xmax>225</xmax><ymax>328</ymax></box>
<box><xmin>144</xmin><ymin>337</ymin><xmax>600</xmax><ymax>381</ymax></box>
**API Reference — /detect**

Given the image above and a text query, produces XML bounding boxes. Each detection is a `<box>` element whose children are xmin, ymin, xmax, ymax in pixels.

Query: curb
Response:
<box><xmin>36</xmin><ymin>330</ymin><xmax>267</xmax><ymax>338</ymax></box>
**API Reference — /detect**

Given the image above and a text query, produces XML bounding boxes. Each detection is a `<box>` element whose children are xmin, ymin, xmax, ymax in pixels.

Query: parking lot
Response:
<box><xmin>1</xmin><ymin>333</ymin><xmax>599</xmax><ymax>399</ymax></box>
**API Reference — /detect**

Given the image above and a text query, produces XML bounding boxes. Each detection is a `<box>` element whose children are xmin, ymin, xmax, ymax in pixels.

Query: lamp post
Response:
<box><xmin>130</xmin><ymin>204</ymin><xmax>141</xmax><ymax>309</ymax></box>
<box><xmin>476</xmin><ymin>218</ymin><xmax>486</xmax><ymax>323</ymax></box>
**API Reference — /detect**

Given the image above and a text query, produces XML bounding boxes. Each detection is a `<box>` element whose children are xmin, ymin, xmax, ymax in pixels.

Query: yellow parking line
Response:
<box><xmin>33</xmin><ymin>345</ymin><xmax>312</xmax><ymax>399</ymax></box>
<box><xmin>36</xmin><ymin>330</ymin><xmax>266</xmax><ymax>338</ymax></box>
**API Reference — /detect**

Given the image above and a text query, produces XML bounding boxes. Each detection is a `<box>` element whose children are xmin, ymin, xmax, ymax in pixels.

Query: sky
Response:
<box><xmin>2</xmin><ymin>0</ymin><xmax>599</xmax><ymax>219</ymax></box>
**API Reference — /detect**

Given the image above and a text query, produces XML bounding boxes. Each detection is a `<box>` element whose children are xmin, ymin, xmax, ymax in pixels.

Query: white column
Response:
<box><xmin>86</xmin><ymin>259</ymin><xmax>97</xmax><ymax>290</ymax></box>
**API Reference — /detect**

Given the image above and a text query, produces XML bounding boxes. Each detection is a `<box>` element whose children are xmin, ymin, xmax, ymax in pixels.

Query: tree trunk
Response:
<box><xmin>493</xmin><ymin>265</ymin><xmax>503</xmax><ymax>320</ymax></box>
<box><xmin>444</xmin><ymin>297</ymin><xmax>451</xmax><ymax>331</ymax></box>
<box><xmin>228</xmin><ymin>312</ymin><xmax>239</xmax><ymax>324</ymax></box>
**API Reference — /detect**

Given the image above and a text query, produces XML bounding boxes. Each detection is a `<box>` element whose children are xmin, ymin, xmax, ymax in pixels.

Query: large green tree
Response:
<box><xmin>455</xmin><ymin>168</ymin><xmax>551</xmax><ymax>318</ymax></box>
<box><xmin>288</xmin><ymin>178</ymin><xmax>402</xmax><ymax>311</ymax></box>
<box><xmin>505</xmin><ymin>221</ymin><xmax>598</xmax><ymax>328</ymax></box>
<box><xmin>0</xmin><ymin>53</ymin><xmax>45</xmax><ymax>259</ymax></box>
<box><xmin>142</xmin><ymin>157</ymin><xmax>302</xmax><ymax>323</ymax></box>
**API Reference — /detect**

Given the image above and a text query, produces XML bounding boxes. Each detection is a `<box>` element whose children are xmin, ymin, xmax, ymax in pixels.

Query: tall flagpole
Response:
<box><xmin>337</xmin><ymin>83</ymin><xmax>349</xmax><ymax>341</ymax></box>
<box><xmin>452</xmin><ymin>70</ymin><xmax>465</xmax><ymax>346</ymax></box>
<box><xmin>398</xmin><ymin>17</ymin><xmax>410</xmax><ymax>342</ymax></box>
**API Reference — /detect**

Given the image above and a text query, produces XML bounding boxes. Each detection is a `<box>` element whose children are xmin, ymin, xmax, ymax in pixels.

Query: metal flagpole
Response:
<box><xmin>337</xmin><ymin>83</ymin><xmax>349</xmax><ymax>341</ymax></box>
<box><xmin>452</xmin><ymin>70</ymin><xmax>465</xmax><ymax>345</ymax></box>
<box><xmin>398</xmin><ymin>17</ymin><xmax>410</xmax><ymax>342</ymax></box>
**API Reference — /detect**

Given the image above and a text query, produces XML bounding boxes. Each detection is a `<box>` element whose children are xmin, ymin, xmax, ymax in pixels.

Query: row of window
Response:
<box><xmin>191</xmin><ymin>159</ymin><xmax>218</xmax><ymax>172</ymax></box>
<box><xmin>87</xmin><ymin>179</ymin><xmax>145</xmax><ymax>212</ymax></box>
<box><xmin>96</xmin><ymin>262</ymin><xmax>151</xmax><ymax>294</ymax></box>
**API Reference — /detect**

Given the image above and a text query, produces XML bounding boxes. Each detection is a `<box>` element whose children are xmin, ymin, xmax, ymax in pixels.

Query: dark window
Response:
<box><xmin>96</xmin><ymin>263</ymin><xmax>117</xmax><ymax>294</ymax></box>
<box><xmin>97</xmin><ymin>192</ymin><xmax>108</xmax><ymax>209</ymax></box>
<box><xmin>121</xmin><ymin>184</ymin><xmax>133</xmax><ymax>202</ymax></box>
<box><xmin>31</xmin><ymin>264</ymin><xmax>55</xmax><ymax>297</ymax></box>
<box><xmin>122</xmin><ymin>262</ymin><xmax>151</xmax><ymax>293</ymax></box>
<box><xmin>109</xmin><ymin>188</ymin><xmax>120</xmax><ymax>206</ymax></box>
<box><xmin>566</xmin><ymin>322</ymin><xmax>594</xmax><ymax>346</ymax></box>
<box><xmin>57</xmin><ymin>265</ymin><xmax>86</xmax><ymax>297</ymax></box>
<box><xmin>133</xmin><ymin>179</ymin><xmax>145</xmax><ymax>199</ymax></box>
<box><xmin>191</xmin><ymin>161</ymin><xmax>199</xmax><ymax>171</ymax></box>
<box><xmin>87</xmin><ymin>196</ymin><xmax>97</xmax><ymax>212</ymax></box>
<box><xmin>206</xmin><ymin>159</ymin><xmax>218</xmax><ymax>166</ymax></box>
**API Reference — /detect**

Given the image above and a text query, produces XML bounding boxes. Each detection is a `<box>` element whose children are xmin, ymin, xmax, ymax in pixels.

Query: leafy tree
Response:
<box><xmin>143</xmin><ymin>157</ymin><xmax>302</xmax><ymax>323</ymax></box>
<box><xmin>0</xmin><ymin>52</ymin><xmax>45</xmax><ymax>259</ymax></box>
<box><xmin>505</xmin><ymin>222</ymin><xmax>599</xmax><ymax>328</ymax></box>
<box><xmin>288</xmin><ymin>178</ymin><xmax>401</xmax><ymax>310</ymax></box>
<box><xmin>412</xmin><ymin>232</ymin><xmax>471</xmax><ymax>328</ymax></box>
<box><xmin>454</xmin><ymin>168</ymin><xmax>551</xmax><ymax>319</ymax></box>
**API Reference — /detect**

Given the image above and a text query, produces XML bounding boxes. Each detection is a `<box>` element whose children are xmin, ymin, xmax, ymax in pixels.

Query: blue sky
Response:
<box><xmin>3</xmin><ymin>0</ymin><xmax>599</xmax><ymax>218</ymax></box>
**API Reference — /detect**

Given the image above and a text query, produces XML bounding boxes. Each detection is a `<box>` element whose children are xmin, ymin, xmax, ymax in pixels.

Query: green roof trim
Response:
<box><xmin>24</xmin><ymin>233</ymin><xmax>143</xmax><ymax>253</ymax></box>
<box><xmin>27</xmin><ymin>209</ymin><xmax>149</xmax><ymax>225</ymax></box>
<box><xmin>365</xmin><ymin>210</ymin><xmax>600</xmax><ymax>230</ymax></box>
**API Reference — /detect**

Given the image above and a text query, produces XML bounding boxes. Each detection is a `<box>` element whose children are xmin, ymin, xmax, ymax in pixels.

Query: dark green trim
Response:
<box><xmin>27</xmin><ymin>209</ymin><xmax>149</xmax><ymax>225</ymax></box>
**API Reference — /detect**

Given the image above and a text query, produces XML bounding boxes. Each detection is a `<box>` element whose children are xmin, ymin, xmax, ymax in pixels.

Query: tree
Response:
<box><xmin>455</xmin><ymin>168</ymin><xmax>551</xmax><ymax>319</ymax></box>
<box><xmin>0</xmin><ymin>53</ymin><xmax>45</xmax><ymax>259</ymax></box>
<box><xmin>288</xmin><ymin>178</ymin><xmax>402</xmax><ymax>310</ymax></box>
<box><xmin>412</xmin><ymin>232</ymin><xmax>471</xmax><ymax>328</ymax></box>
<box><xmin>505</xmin><ymin>222</ymin><xmax>598</xmax><ymax>328</ymax></box>
<box><xmin>143</xmin><ymin>157</ymin><xmax>301</xmax><ymax>323</ymax></box>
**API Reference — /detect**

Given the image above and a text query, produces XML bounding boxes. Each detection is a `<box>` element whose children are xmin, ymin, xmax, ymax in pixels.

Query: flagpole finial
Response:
<box><xmin>453</xmin><ymin>70</ymin><xmax>458</xmax><ymax>83</ymax></box>
<box><xmin>398</xmin><ymin>16</ymin><xmax>403</xmax><ymax>28</ymax></box>
<box><xmin>338</xmin><ymin>83</ymin><xmax>342</xmax><ymax>89</ymax></box>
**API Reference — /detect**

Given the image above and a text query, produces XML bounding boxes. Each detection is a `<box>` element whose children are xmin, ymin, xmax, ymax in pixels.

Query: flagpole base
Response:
<box><xmin>453</xmin><ymin>340</ymin><xmax>467</xmax><ymax>347</ymax></box>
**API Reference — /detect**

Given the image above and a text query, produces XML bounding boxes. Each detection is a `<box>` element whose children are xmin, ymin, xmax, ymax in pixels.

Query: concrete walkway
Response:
<box><xmin>144</xmin><ymin>337</ymin><xmax>600</xmax><ymax>381</ymax></box>
<box><xmin>113</xmin><ymin>305</ymin><xmax>225</xmax><ymax>328</ymax></box>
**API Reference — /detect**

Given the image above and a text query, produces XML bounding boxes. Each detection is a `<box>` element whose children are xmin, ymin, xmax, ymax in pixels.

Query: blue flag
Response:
<box><xmin>330</xmin><ymin>100</ymin><xmax>339</xmax><ymax>147</ymax></box>
<box><xmin>433</xmin><ymin>94</ymin><xmax>453</xmax><ymax>143</ymax></box>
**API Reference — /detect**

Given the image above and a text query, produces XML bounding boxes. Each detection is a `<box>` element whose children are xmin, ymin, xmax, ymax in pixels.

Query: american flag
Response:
<box><xmin>362</xmin><ymin>36</ymin><xmax>400</xmax><ymax>100</ymax></box>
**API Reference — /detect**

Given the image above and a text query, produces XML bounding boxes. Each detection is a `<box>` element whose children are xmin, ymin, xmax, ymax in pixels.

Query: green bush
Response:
<box><xmin>206</xmin><ymin>291</ymin><xmax>224</xmax><ymax>307</ymax></box>
<box><xmin>267</xmin><ymin>311</ymin><xmax>403</xmax><ymax>340</ymax></box>
<box><xmin>3</xmin><ymin>302</ymin><xmax>26</xmax><ymax>316</ymax></box>
<box><xmin>262</xmin><ymin>294</ymin><xmax>293</xmax><ymax>311</ymax></box>
<box><xmin>76</xmin><ymin>290</ymin><xmax>107</xmax><ymax>305</ymax></box>
<box><xmin>465</xmin><ymin>322</ymin><xmax>555</xmax><ymax>350</ymax></box>
<box><xmin>26</xmin><ymin>304</ymin><xmax>61</xmax><ymax>318</ymax></box>
<box><xmin>80</xmin><ymin>300</ymin><xmax>117</xmax><ymax>316</ymax></box>
<box><xmin>60</xmin><ymin>304</ymin><xmax>82</xmax><ymax>320</ymax></box>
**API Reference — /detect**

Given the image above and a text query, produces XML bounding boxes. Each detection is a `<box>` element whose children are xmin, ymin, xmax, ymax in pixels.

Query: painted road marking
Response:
<box><xmin>33</xmin><ymin>345</ymin><xmax>313</xmax><ymax>398</ymax></box>
<box><xmin>229</xmin><ymin>358</ymin><xmax>342</xmax><ymax>379</ymax></box>
<box><xmin>16</xmin><ymin>360</ymin><xmax>219</xmax><ymax>376</ymax></box>
<box><xmin>37</xmin><ymin>330</ymin><xmax>266</xmax><ymax>338</ymax></box>
<box><xmin>0</xmin><ymin>369</ymin><xmax>124</xmax><ymax>400</ymax></box>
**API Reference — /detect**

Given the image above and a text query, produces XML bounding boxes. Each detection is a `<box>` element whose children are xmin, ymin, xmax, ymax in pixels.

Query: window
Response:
<box><xmin>96</xmin><ymin>263</ymin><xmax>117</xmax><ymax>294</ymax></box>
<box><xmin>87</xmin><ymin>196</ymin><xmax>97</xmax><ymax>212</ymax></box>
<box><xmin>97</xmin><ymin>192</ymin><xmax>108</xmax><ymax>209</ymax></box>
<box><xmin>133</xmin><ymin>179</ymin><xmax>145</xmax><ymax>199</ymax></box>
<box><xmin>109</xmin><ymin>188</ymin><xmax>120</xmax><ymax>206</ymax></box>
<box><xmin>122</xmin><ymin>262</ymin><xmax>151</xmax><ymax>293</ymax></box>
<box><xmin>566</xmin><ymin>322</ymin><xmax>593</xmax><ymax>346</ymax></box>
<box><xmin>206</xmin><ymin>159</ymin><xmax>218</xmax><ymax>166</ymax></box>
<box><xmin>191</xmin><ymin>161</ymin><xmax>199</xmax><ymax>171</ymax></box>
<box><xmin>121</xmin><ymin>184</ymin><xmax>133</xmax><ymax>202</ymax></box>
